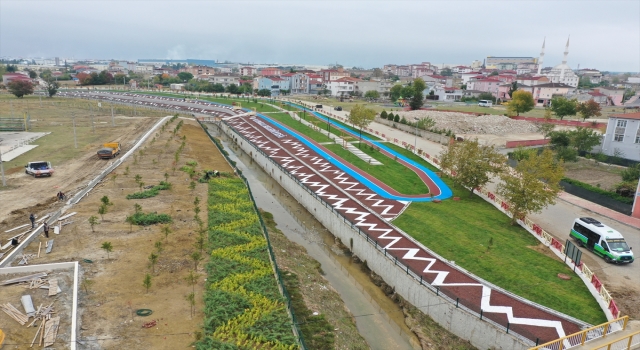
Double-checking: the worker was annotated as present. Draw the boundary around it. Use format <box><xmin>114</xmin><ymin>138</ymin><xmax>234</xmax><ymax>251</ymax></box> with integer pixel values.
<box><xmin>29</xmin><ymin>213</ymin><xmax>35</xmax><ymax>229</ymax></box>
<box><xmin>43</xmin><ymin>222</ymin><xmax>50</xmax><ymax>238</ymax></box>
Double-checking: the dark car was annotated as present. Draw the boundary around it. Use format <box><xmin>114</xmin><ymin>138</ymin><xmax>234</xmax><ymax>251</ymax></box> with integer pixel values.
<box><xmin>334</xmin><ymin>106</ymin><xmax>343</xmax><ymax>111</ymax></box>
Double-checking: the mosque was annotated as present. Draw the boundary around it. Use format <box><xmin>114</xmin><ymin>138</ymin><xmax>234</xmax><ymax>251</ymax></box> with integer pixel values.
<box><xmin>536</xmin><ymin>37</ymin><xmax>579</xmax><ymax>87</ymax></box>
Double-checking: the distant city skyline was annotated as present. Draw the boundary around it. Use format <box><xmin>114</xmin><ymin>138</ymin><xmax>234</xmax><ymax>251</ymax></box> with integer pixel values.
<box><xmin>1</xmin><ymin>1</ymin><xmax>639</xmax><ymax>72</ymax></box>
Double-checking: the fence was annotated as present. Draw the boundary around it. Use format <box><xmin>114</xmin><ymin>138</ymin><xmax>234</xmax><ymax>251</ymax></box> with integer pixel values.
<box><xmin>505</xmin><ymin>139</ymin><xmax>550</xmax><ymax>148</ymax></box>
<box><xmin>0</xmin><ymin>117</ymin><xmax>27</xmax><ymax>131</ymax></box>
<box><xmin>529</xmin><ymin>316</ymin><xmax>629</xmax><ymax>350</ymax></box>
<box><xmin>591</xmin><ymin>329</ymin><xmax>640</xmax><ymax>350</ymax></box>
<box><xmin>560</xmin><ymin>180</ymin><xmax>632</xmax><ymax>215</ymax></box>
<box><xmin>196</xmin><ymin>119</ymin><xmax>308</xmax><ymax>350</ymax></box>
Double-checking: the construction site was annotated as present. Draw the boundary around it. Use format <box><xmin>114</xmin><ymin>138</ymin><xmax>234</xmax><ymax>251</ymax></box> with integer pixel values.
<box><xmin>0</xmin><ymin>95</ymin><xmax>230</xmax><ymax>348</ymax></box>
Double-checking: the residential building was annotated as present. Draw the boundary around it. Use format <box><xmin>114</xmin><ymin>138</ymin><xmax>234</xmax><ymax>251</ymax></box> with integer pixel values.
<box><xmin>577</xmin><ymin>69</ymin><xmax>603</xmax><ymax>84</ymax></box>
<box><xmin>320</xmin><ymin>68</ymin><xmax>350</xmax><ymax>82</ymax></box>
<box><xmin>574</xmin><ymin>91</ymin><xmax>608</xmax><ymax>105</ymax></box>
<box><xmin>170</xmin><ymin>83</ymin><xmax>185</xmax><ymax>90</ymax></box>
<box><xmin>485</xmin><ymin>56</ymin><xmax>537</xmax><ymax>70</ymax></box>
<box><xmin>260</xmin><ymin>67</ymin><xmax>282</xmax><ymax>76</ymax></box>
<box><xmin>281</xmin><ymin>73</ymin><xmax>308</xmax><ymax>94</ymax></box>
<box><xmin>2</xmin><ymin>72</ymin><xmax>31</xmax><ymax>85</ymax></box>
<box><xmin>256</xmin><ymin>76</ymin><xmax>290</xmax><ymax>96</ymax></box>
<box><xmin>460</xmin><ymin>71</ymin><xmax>482</xmax><ymax>85</ymax></box>
<box><xmin>354</xmin><ymin>80</ymin><xmax>392</xmax><ymax>96</ymax></box>
<box><xmin>451</xmin><ymin>66</ymin><xmax>472</xmax><ymax>74</ymax></box>
<box><xmin>326</xmin><ymin>77</ymin><xmax>360</xmax><ymax>97</ymax></box>
<box><xmin>596</xmin><ymin>87</ymin><xmax>625</xmax><ymax>106</ymax></box>
<box><xmin>600</xmin><ymin>112</ymin><xmax>640</xmax><ymax>161</ymax></box>
<box><xmin>240</xmin><ymin>66</ymin><xmax>256</xmax><ymax>77</ymax></box>
<box><xmin>181</xmin><ymin>65</ymin><xmax>216</xmax><ymax>76</ymax></box>
<box><xmin>531</xmin><ymin>82</ymin><xmax>575</xmax><ymax>106</ymax></box>
<box><xmin>467</xmin><ymin>77</ymin><xmax>502</xmax><ymax>96</ymax></box>
<box><xmin>209</xmin><ymin>73</ymin><xmax>240</xmax><ymax>87</ymax></box>
<box><xmin>434</xmin><ymin>86</ymin><xmax>464</xmax><ymax>101</ymax></box>
<box><xmin>517</xmin><ymin>75</ymin><xmax>550</xmax><ymax>86</ymax></box>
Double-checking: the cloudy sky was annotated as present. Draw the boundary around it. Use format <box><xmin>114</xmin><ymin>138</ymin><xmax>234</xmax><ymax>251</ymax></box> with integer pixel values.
<box><xmin>1</xmin><ymin>0</ymin><xmax>639</xmax><ymax>72</ymax></box>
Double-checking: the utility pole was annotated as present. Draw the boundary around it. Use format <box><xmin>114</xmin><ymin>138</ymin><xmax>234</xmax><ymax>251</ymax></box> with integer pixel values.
<box><xmin>72</xmin><ymin>116</ymin><xmax>78</xmax><ymax>149</ymax></box>
<box><xmin>111</xmin><ymin>105</ymin><xmax>115</xmax><ymax>127</ymax></box>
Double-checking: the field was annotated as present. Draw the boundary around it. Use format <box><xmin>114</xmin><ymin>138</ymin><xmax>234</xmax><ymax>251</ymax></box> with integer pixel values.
<box><xmin>563</xmin><ymin>158</ymin><xmax>623</xmax><ymax>191</ymax></box>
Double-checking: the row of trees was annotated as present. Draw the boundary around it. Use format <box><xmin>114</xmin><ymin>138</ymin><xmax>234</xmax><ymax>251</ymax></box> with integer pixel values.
<box><xmin>503</xmin><ymin>91</ymin><xmax>602</xmax><ymax>121</ymax></box>
<box><xmin>440</xmin><ymin>139</ymin><xmax>564</xmax><ymax>225</ymax></box>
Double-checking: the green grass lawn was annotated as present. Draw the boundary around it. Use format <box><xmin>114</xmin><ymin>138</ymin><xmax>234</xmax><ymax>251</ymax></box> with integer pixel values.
<box><xmin>261</xmin><ymin>113</ymin><xmax>333</xmax><ymax>143</ymax></box>
<box><xmin>346</xmin><ymin>141</ymin><xmax>606</xmax><ymax>324</ymax></box>
<box><xmin>323</xmin><ymin>144</ymin><xmax>429</xmax><ymax>195</ymax></box>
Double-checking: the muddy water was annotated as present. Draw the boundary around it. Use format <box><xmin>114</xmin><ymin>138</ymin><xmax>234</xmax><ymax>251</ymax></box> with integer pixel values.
<box><xmin>206</xmin><ymin>124</ymin><xmax>421</xmax><ymax>350</ymax></box>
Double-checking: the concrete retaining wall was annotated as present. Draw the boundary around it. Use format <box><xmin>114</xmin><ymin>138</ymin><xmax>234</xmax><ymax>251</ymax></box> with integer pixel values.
<box><xmin>219</xmin><ymin>122</ymin><xmax>531</xmax><ymax>350</ymax></box>
<box><xmin>373</xmin><ymin>117</ymin><xmax>451</xmax><ymax>145</ymax></box>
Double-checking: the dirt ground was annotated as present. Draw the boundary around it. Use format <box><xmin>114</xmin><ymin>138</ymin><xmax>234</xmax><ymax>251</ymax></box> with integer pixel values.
<box><xmin>0</xmin><ymin>268</ymin><xmax>75</xmax><ymax>349</ymax></box>
<box><xmin>3</xmin><ymin>118</ymin><xmax>233</xmax><ymax>349</ymax></box>
<box><xmin>564</xmin><ymin>158</ymin><xmax>623</xmax><ymax>191</ymax></box>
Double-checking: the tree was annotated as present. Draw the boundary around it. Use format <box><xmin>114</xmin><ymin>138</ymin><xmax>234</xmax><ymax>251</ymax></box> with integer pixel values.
<box><xmin>507</xmin><ymin>90</ymin><xmax>535</xmax><ymax>116</ymax></box>
<box><xmin>364</xmin><ymin>90</ymin><xmax>380</xmax><ymax>101</ymax></box>
<box><xmin>550</xmin><ymin>96</ymin><xmax>577</xmax><ymax>120</ymax></box>
<box><xmin>401</xmin><ymin>85</ymin><xmax>415</xmax><ymax>100</ymax></box>
<box><xmin>226</xmin><ymin>84</ymin><xmax>239</xmax><ymax>94</ymax></box>
<box><xmin>177</xmin><ymin>72</ymin><xmax>194</xmax><ymax>82</ymax></box>
<box><xmin>477</xmin><ymin>92</ymin><xmax>496</xmax><ymax>103</ymax></box>
<box><xmin>570</xmin><ymin>127</ymin><xmax>602</xmax><ymax>153</ymax></box>
<box><xmin>101</xmin><ymin>241</ymin><xmax>113</xmax><ymax>259</ymax></box>
<box><xmin>372</xmin><ymin>68</ymin><xmax>383</xmax><ymax>78</ymax></box>
<box><xmin>507</xmin><ymin>82</ymin><xmax>518</xmax><ymax>98</ymax></box>
<box><xmin>548</xmin><ymin>130</ymin><xmax>572</xmax><ymax>148</ymax></box>
<box><xmin>389</xmin><ymin>84</ymin><xmax>403</xmax><ymax>101</ymax></box>
<box><xmin>409</xmin><ymin>78</ymin><xmax>426</xmax><ymax>110</ymax></box>
<box><xmin>143</xmin><ymin>273</ymin><xmax>152</xmax><ymax>293</ymax></box>
<box><xmin>98</xmin><ymin>204</ymin><xmax>107</xmax><ymax>220</ymax></box>
<box><xmin>576</xmin><ymin>99</ymin><xmax>602</xmax><ymax>121</ymax></box>
<box><xmin>162</xmin><ymin>225</ymin><xmax>172</xmax><ymax>243</ymax></box>
<box><xmin>497</xmin><ymin>149</ymin><xmax>564</xmax><ymax>225</ymax></box>
<box><xmin>348</xmin><ymin>104</ymin><xmax>376</xmax><ymax>147</ymax></box>
<box><xmin>535</xmin><ymin>121</ymin><xmax>555</xmax><ymax>139</ymax></box>
<box><xmin>7</xmin><ymin>80</ymin><xmax>34</xmax><ymax>98</ymax></box>
<box><xmin>440</xmin><ymin>68</ymin><xmax>453</xmax><ymax>76</ymax></box>
<box><xmin>28</xmin><ymin>70</ymin><xmax>37</xmax><ymax>79</ymax></box>
<box><xmin>380</xmin><ymin>110</ymin><xmax>388</xmax><ymax>119</ymax></box>
<box><xmin>149</xmin><ymin>252</ymin><xmax>159</xmax><ymax>273</ymax></box>
<box><xmin>257</xmin><ymin>88</ymin><xmax>271</xmax><ymax>97</ymax></box>
<box><xmin>88</xmin><ymin>215</ymin><xmax>99</xmax><ymax>232</ymax></box>
<box><xmin>439</xmin><ymin>139</ymin><xmax>506</xmax><ymax>196</ymax></box>
<box><xmin>43</xmin><ymin>79</ymin><xmax>59</xmax><ymax>98</ymax></box>
<box><xmin>190</xmin><ymin>251</ymin><xmax>203</xmax><ymax>271</ymax></box>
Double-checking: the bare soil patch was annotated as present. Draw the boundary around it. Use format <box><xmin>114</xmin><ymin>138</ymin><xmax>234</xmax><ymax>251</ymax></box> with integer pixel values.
<box><xmin>564</xmin><ymin>158</ymin><xmax>622</xmax><ymax>191</ymax></box>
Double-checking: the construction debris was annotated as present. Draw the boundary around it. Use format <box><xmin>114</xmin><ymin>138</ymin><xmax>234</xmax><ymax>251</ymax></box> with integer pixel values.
<box><xmin>4</xmin><ymin>223</ymin><xmax>30</xmax><ymax>233</ymax></box>
<box><xmin>45</xmin><ymin>239</ymin><xmax>54</xmax><ymax>254</ymax></box>
<box><xmin>22</xmin><ymin>278</ymin><xmax>48</xmax><ymax>289</ymax></box>
<box><xmin>1</xmin><ymin>272</ymin><xmax>48</xmax><ymax>286</ymax></box>
<box><xmin>21</xmin><ymin>295</ymin><xmax>36</xmax><ymax>317</ymax></box>
<box><xmin>43</xmin><ymin>316</ymin><xmax>60</xmax><ymax>347</ymax></box>
<box><xmin>57</xmin><ymin>212</ymin><xmax>77</xmax><ymax>221</ymax></box>
<box><xmin>17</xmin><ymin>254</ymin><xmax>37</xmax><ymax>265</ymax></box>
<box><xmin>1</xmin><ymin>302</ymin><xmax>29</xmax><ymax>325</ymax></box>
<box><xmin>142</xmin><ymin>320</ymin><xmax>157</xmax><ymax>328</ymax></box>
<box><xmin>48</xmin><ymin>279</ymin><xmax>59</xmax><ymax>296</ymax></box>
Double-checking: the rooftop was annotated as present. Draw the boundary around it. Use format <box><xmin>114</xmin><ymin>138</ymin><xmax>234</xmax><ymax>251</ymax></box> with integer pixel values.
<box><xmin>611</xmin><ymin>112</ymin><xmax>640</xmax><ymax>120</ymax></box>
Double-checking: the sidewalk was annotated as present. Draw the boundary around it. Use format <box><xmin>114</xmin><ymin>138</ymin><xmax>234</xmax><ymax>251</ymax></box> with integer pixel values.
<box><xmin>570</xmin><ymin>320</ymin><xmax>640</xmax><ymax>350</ymax></box>
<box><xmin>558</xmin><ymin>192</ymin><xmax>640</xmax><ymax>230</ymax></box>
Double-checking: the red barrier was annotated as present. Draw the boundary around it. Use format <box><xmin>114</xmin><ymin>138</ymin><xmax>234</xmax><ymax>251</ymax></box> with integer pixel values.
<box><xmin>533</xmin><ymin>224</ymin><xmax>543</xmax><ymax>236</ymax></box>
<box><xmin>592</xmin><ymin>274</ymin><xmax>602</xmax><ymax>292</ymax></box>
<box><xmin>609</xmin><ymin>300</ymin><xmax>620</xmax><ymax>318</ymax></box>
<box><xmin>551</xmin><ymin>238</ymin><xmax>563</xmax><ymax>251</ymax></box>
<box><xmin>488</xmin><ymin>192</ymin><xmax>496</xmax><ymax>200</ymax></box>
<box><xmin>505</xmin><ymin>139</ymin><xmax>550</xmax><ymax>148</ymax></box>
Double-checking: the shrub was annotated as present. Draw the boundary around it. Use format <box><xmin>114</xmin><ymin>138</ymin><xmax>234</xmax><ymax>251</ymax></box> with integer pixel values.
<box><xmin>555</xmin><ymin>147</ymin><xmax>578</xmax><ymax>162</ymax></box>
<box><xmin>620</xmin><ymin>164</ymin><xmax>640</xmax><ymax>182</ymax></box>
<box><xmin>393</xmin><ymin>114</ymin><xmax>400</xmax><ymax>122</ymax></box>
<box><xmin>126</xmin><ymin>212</ymin><xmax>173</xmax><ymax>226</ymax></box>
<box><xmin>126</xmin><ymin>181</ymin><xmax>172</xmax><ymax>199</ymax></box>
<box><xmin>380</xmin><ymin>110</ymin><xmax>388</xmax><ymax>119</ymax></box>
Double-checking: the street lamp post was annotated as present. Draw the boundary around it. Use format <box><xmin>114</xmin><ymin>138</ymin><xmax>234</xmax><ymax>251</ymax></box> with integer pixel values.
<box><xmin>414</xmin><ymin>117</ymin><xmax>420</xmax><ymax>154</ymax></box>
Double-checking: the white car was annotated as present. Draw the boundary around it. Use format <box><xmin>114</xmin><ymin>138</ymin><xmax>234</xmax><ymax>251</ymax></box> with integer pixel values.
<box><xmin>25</xmin><ymin>161</ymin><xmax>54</xmax><ymax>177</ymax></box>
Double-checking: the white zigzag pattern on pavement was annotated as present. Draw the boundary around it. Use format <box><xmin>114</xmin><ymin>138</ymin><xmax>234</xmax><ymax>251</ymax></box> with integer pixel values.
<box><xmin>229</xmin><ymin>117</ymin><xmax>571</xmax><ymax>340</ymax></box>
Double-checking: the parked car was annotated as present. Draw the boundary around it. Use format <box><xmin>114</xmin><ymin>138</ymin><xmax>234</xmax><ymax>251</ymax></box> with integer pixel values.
<box><xmin>334</xmin><ymin>106</ymin><xmax>343</xmax><ymax>111</ymax></box>
<box><xmin>25</xmin><ymin>161</ymin><xmax>54</xmax><ymax>177</ymax></box>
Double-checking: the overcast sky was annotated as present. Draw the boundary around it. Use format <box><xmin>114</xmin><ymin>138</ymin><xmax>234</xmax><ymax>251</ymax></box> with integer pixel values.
<box><xmin>1</xmin><ymin>0</ymin><xmax>639</xmax><ymax>72</ymax></box>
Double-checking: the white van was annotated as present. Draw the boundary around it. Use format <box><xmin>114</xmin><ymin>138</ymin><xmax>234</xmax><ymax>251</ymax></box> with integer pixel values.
<box><xmin>570</xmin><ymin>217</ymin><xmax>634</xmax><ymax>264</ymax></box>
<box><xmin>478</xmin><ymin>100</ymin><xmax>493</xmax><ymax>107</ymax></box>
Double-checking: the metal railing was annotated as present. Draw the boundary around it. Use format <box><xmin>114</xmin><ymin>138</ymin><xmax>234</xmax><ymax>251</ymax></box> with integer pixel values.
<box><xmin>529</xmin><ymin>316</ymin><xmax>629</xmax><ymax>350</ymax></box>
<box><xmin>591</xmin><ymin>329</ymin><xmax>640</xmax><ymax>350</ymax></box>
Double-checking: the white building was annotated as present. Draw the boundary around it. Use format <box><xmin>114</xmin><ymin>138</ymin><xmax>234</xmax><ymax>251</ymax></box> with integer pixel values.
<box><xmin>600</xmin><ymin>112</ymin><xmax>640</xmax><ymax>161</ymax></box>
<box><xmin>326</xmin><ymin>77</ymin><xmax>359</xmax><ymax>96</ymax></box>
